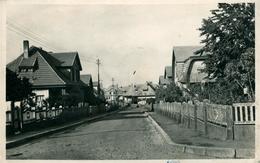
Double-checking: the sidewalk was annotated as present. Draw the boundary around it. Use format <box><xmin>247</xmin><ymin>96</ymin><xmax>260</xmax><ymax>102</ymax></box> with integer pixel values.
<box><xmin>148</xmin><ymin>111</ymin><xmax>255</xmax><ymax>158</ymax></box>
<box><xmin>6</xmin><ymin>109</ymin><xmax>120</xmax><ymax>149</ymax></box>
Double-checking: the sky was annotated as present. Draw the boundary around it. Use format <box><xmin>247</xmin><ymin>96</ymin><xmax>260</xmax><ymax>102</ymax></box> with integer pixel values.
<box><xmin>6</xmin><ymin>3</ymin><xmax>217</xmax><ymax>88</ymax></box>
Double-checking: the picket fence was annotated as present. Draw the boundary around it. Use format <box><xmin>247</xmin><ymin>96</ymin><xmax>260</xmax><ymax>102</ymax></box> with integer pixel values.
<box><xmin>154</xmin><ymin>101</ymin><xmax>255</xmax><ymax>140</ymax></box>
<box><xmin>6</xmin><ymin>105</ymin><xmax>96</xmax><ymax>126</ymax></box>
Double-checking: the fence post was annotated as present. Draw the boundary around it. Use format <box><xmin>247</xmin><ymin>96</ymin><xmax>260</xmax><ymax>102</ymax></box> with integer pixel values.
<box><xmin>171</xmin><ymin>103</ymin><xmax>174</xmax><ymax>119</ymax></box>
<box><xmin>178</xmin><ymin>103</ymin><xmax>182</xmax><ymax>124</ymax></box>
<box><xmin>226</xmin><ymin>105</ymin><xmax>234</xmax><ymax>140</ymax></box>
<box><xmin>194</xmin><ymin>102</ymin><xmax>198</xmax><ymax>130</ymax></box>
<box><xmin>187</xmin><ymin>104</ymin><xmax>191</xmax><ymax>128</ymax></box>
<box><xmin>181</xmin><ymin>103</ymin><xmax>184</xmax><ymax>124</ymax></box>
<box><xmin>203</xmin><ymin>100</ymin><xmax>208</xmax><ymax>136</ymax></box>
<box><xmin>168</xmin><ymin>103</ymin><xmax>170</xmax><ymax>117</ymax></box>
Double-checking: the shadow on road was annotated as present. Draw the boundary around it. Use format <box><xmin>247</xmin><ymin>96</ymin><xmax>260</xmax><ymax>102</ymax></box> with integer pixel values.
<box><xmin>118</xmin><ymin>111</ymin><xmax>145</xmax><ymax>115</ymax></box>
<box><xmin>101</xmin><ymin>107</ymin><xmax>148</xmax><ymax>121</ymax></box>
<box><xmin>46</xmin><ymin>107</ymin><xmax>151</xmax><ymax>139</ymax></box>
<box><xmin>48</xmin><ymin>128</ymin><xmax>154</xmax><ymax>139</ymax></box>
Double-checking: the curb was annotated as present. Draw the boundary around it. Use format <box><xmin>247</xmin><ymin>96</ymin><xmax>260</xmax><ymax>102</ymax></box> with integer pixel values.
<box><xmin>6</xmin><ymin>110</ymin><xmax>120</xmax><ymax>149</ymax></box>
<box><xmin>146</xmin><ymin>113</ymin><xmax>254</xmax><ymax>158</ymax></box>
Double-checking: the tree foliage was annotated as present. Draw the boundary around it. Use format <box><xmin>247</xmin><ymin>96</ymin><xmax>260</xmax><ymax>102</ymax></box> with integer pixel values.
<box><xmin>196</xmin><ymin>3</ymin><xmax>255</xmax><ymax>102</ymax></box>
<box><xmin>155</xmin><ymin>83</ymin><xmax>185</xmax><ymax>102</ymax></box>
<box><xmin>6</xmin><ymin>68</ymin><xmax>33</xmax><ymax>101</ymax></box>
<box><xmin>189</xmin><ymin>81</ymin><xmax>247</xmax><ymax>105</ymax></box>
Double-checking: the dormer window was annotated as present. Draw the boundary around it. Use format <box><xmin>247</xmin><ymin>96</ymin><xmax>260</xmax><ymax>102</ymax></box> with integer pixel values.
<box><xmin>19</xmin><ymin>56</ymin><xmax>37</xmax><ymax>72</ymax></box>
<box><xmin>19</xmin><ymin>67</ymin><xmax>34</xmax><ymax>72</ymax></box>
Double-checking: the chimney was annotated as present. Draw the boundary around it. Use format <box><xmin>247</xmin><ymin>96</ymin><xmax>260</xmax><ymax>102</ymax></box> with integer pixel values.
<box><xmin>23</xmin><ymin>40</ymin><xmax>29</xmax><ymax>58</ymax></box>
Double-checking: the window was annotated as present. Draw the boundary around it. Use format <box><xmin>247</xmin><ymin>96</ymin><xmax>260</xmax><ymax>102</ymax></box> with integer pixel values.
<box><xmin>73</xmin><ymin>69</ymin><xmax>80</xmax><ymax>81</ymax></box>
<box><xmin>20</xmin><ymin>67</ymin><xmax>34</xmax><ymax>72</ymax></box>
<box><xmin>71</xmin><ymin>68</ymin><xmax>74</xmax><ymax>81</ymax></box>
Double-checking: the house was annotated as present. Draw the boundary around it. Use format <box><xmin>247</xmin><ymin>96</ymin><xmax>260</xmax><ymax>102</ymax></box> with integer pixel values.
<box><xmin>164</xmin><ymin>66</ymin><xmax>172</xmax><ymax>81</ymax></box>
<box><xmin>6</xmin><ymin>40</ymin><xmax>85</xmax><ymax>106</ymax></box>
<box><xmin>118</xmin><ymin>82</ymin><xmax>156</xmax><ymax>104</ymax></box>
<box><xmin>171</xmin><ymin>46</ymin><xmax>208</xmax><ymax>87</ymax></box>
<box><xmin>159</xmin><ymin>75</ymin><xmax>170</xmax><ymax>87</ymax></box>
<box><xmin>104</xmin><ymin>84</ymin><xmax>119</xmax><ymax>103</ymax></box>
<box><xmin>80</xmin><ymin>74</ymin><xmax>93</xmax><ymax>90</ymax></box>
<box><xmin>172</xmin><ymin>46</ymin><xmax>203</xmax><ymax>83</ymax></box>
<box><xmin>158</xmin><ymin>66</ymin><xmax>172</xmax><ymax>87</ymax></box>
<box><xmin>80</xmin><ymin>74</ymin><xmax>97</xmax><ymax>104</ymax></box>
<box><xmin>179</xmin><ymin>55</ymin><xmax>208</xmax><ymax>87</ymax></box>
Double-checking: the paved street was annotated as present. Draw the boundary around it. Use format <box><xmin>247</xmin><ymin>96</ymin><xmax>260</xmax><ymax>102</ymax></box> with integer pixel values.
<box><xmin>7</xmin><ymin>106</ymin><xmax>212</xmax><ymax>159</ymax></box>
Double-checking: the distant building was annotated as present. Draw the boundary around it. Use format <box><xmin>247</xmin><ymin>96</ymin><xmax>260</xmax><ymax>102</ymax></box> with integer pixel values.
<box><xmin>164</xmin><ymin>66</ymin><xmax>172</xmax><ymax>81</ymax></box>
<box><xmin>80</xmin><ymin>74</ymin><xmax>93</xmax><ymax>89</ymax></box>
<box><xmin>104</xmin><ymin>84</ymin><xmax>119</xmax><ymax>103</ymax></box>
<box><xmin>158</xmin><ymin>66</ymin><xmax>172</xmax><ymax>87</ymax></box>
<box><xmin>80</xmin><ymin>74</ymin><xmax>97</xmax><ymax>104</ymax></box>
<box><xmin>159</xmin><ymin>75</ymin><xmax>170</xmax><ymax>87</ymax></box>
<box><xmin>118</xmin><ymin>82</ymin><xmax>156</xmax><ymax>104</ymax></box>
<box><xmin>6</xmin><ymin>40</ymin><xmax>86</xmax><ymax>106</ymax></box>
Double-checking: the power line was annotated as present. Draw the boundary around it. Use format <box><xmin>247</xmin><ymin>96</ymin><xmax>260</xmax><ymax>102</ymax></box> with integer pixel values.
<box><xmin>7</xmin><ymin>21</ymin><xmax>52</xmax><ymax>46</ymax></box>
<box><xmin>7</xmin><ymin>18</ymin><xmax>63</xmax><ymax>51</ymax></box>
<box><xmin>100</xmin><ymin>66</ymin><xmax>113</xmax><ymax>81</ymax></box>
<box><xmin>7</xmin><ymin>19</ymin><xmax>63</xmax><ymax>52</ymax></box>
<box><xmin>7</xmin><ymin>25</ymin><xmax>58</xmax><ymax>51</ymax></box>
<box><xmin>7</xmin><ymin>26</ymin><xmax>58</xmax><ymax>52</ymax></box>
<box><xmin>7</xmin><ymin>25</ymin><xmax>57</xmax><ymax>51</ymax></box>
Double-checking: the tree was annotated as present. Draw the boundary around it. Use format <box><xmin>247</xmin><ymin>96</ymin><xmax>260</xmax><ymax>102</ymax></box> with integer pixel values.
<box><xmin>196</xmin><ymin>3</ymin><xmax>255</xmax><ymax>102</ymax></box>
<box><xmin>6</xmin><ymin>68</ymin><xmax>33</xmax><ymax>132</ymax></box>
<box><xmin>63</xmin><ymin>85</ymin><xmax>84</xmax><ymax>107</ymax></box>
<box><xmin>6</xmin><ymin>69</ymin><xmax>33</xmax><ymax>102</ymax></box>
<box><xmin>155</xmin><ymin>83</ymin><xmax>185</xmax><ymax>103</ymax></box>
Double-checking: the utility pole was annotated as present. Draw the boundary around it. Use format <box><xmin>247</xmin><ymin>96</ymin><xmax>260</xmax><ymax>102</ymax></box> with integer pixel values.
<box><xmin>112</xmin><ymin>78</ymin><xmax>114</xmax><ymax>89</ymax></box>
<box><xmin>96</xmin><ymin>59</ymin><xmax>101</xmax><ymax>96</ymax></box>
<box><xmin>112</xmin><ymin>78</ymin><xmax>115</xmax><ymax>102</ymax></box>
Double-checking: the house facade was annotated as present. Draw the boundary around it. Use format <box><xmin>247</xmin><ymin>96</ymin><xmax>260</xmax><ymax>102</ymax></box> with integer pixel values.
<box><xmin>104</xmin><ymin>84</ymin><xmax>119</xmax><ymax>104</ymax></box>
<box><xmin>7</xmin><ymin>40</ymin><xmax>85</xmax><ymax>106</ymax></box>
<box><xmin>118</xmin><ymin>83</ymin><xmax>156</xmax><ymax>104</ymax></box>
<box><xmin>171</xmin><ymin>46</ymin><xmax>208</xmax><ymax>87</ymax></box>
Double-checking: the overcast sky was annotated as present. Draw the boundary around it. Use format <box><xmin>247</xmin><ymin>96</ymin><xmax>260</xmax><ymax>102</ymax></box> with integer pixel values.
<box><xmin>6</xmin><ymin>3</ymin><xmax>217</xmax><ymax>87</ymax></box>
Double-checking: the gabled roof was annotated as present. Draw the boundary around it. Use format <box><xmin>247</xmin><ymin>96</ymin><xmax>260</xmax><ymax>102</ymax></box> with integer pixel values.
<box><xmin>179</xmin><ymin>56</ymin><xmax>208</xmax><ymax>84</ymax></box>
<box><xmin>49</xmin><ymin>52</ymin><xmax>82</xmax><ymax>70</ymax></box>
<box><xmin>164</xmin><ymin>66</ymin><xmax>172</xmax><ymax>78</ymax></box>
<box><xmin>80</xmin><ymin>74</ymin><xmax>93</xmax><ymax>86</ymax></box>
<box><xmin>118</xmin><ymin>83</ymin><xmax>155</xmax><ymax>97</ymax></box>
<box><xmin>173</xmin><ymin>46</ymin><xmax>203</xmax><ymax>62</ymax></box>
<box><xmin>6</xmin><ymin>46</ymin><xmax>80</xmax><ymax>88</ymax></box>
<box><xmin>7</xmin><ymin>46</ymin><xmax>38</xmax><ymax>72</ymax></box>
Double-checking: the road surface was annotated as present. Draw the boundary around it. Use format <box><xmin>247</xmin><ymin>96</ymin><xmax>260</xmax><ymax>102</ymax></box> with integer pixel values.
<box><xmin>7</xmin><ymin>106</ymin><xmax>212</xmax><ymax>159</ymax></box>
